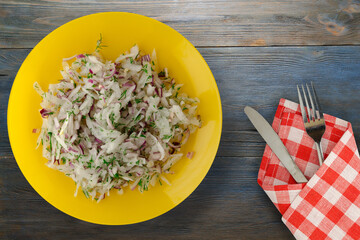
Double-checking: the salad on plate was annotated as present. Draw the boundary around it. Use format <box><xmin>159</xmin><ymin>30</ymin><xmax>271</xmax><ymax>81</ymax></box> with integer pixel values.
<box><xmin>33</xmin><ymin>36</ymin><xmax>201</xmax><ymax>202</ymax></box>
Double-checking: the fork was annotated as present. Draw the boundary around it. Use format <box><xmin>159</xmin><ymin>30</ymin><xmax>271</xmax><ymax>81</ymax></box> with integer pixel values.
<box><xmin>297</xmin><ymin>82</ymin><xmax>326</xmax><ymax>165</ymax></box>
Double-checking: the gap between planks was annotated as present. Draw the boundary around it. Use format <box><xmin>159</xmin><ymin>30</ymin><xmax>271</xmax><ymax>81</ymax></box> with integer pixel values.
<box><xmin>2</xmin><ymin>45</ymin><xmax>360</xmax><ymax>51</ymax></box>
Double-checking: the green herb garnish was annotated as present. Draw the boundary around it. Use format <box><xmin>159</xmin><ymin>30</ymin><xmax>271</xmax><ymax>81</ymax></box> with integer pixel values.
<box><xmin>95</xmin><ymin>33</ymin><xmax>107</xmax><ymax>52</ymax></box>
<box><xmin>109</xmin><ymin>112</ymin><xmax>115</xmax><ymax>125</ymax></box>
<box><xmin>118</xmin><ymin>90</ymin><xmax>127</xmax><ymax>100</ymax></box>
<box><xmin>133</xmin><ymin>114</ymin><xmax>141</xmax><ymax>122</ymax></box>
<box><xmin>141</xmin><ymin>64</ymin><xmax>148</xmax><ymax>73</ymax></box>
<box><xmin>48</xmin><ymin>132</ymin><xmax>53</xmax><ymax>150</ymax></box>
<box><xmin>82</xmin><ymin>190</ymin><xmax>90</xmax><ymax>198</ymax></box>
<box><xmin>158</xmin><ymin>71</ymin><xmax>165</xmax><ymax>77</ymax></box>
<box><xmin>163</xmin><ymin>134</ymin><xmax>172</xmax><ymax>140</ymax></box>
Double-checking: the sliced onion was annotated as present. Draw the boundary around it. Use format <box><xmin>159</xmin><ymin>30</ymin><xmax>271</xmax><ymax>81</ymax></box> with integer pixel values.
<box><xmin>103</xmin><ymin>68</ymin><xmax>116</xmax><ymax>79</ymax></box>
<box><xmin>130</xmin><ymin>178</ymin><xmax>141</xmax><ymax>191</ymax></box>
<box><xmin>186</xmin><ymin>151</ymin><xmax>194</xmax><ymax>159</ymax></box>
<box><xmin>182</xmin><ymin>129</ymin><xmax>190</xmax><ymax>145</ymax></box>
<box><xmin>79</xmin><ymin>144</ymin><xmax>85</xmax><ymax>154</ymax></box>
<box><xmin>169</xmin><ymin>148</ymin><xmax>175</xmax><ymax>154</ymax></box>
<box><xmin>63</xmin><ymin>54</ymin><xmax>77</xmax><ymax>61</ymax></box>
<box><xmin>154</xmin><ymin>88</ymin><xmax>159</xmax><ymax>96</ymax></box>
<box><xmin>139</xmin><ymin>141</ymin><xmax>147</xmax><ymax>151</ymax></box>
<box><xmin>151</xmin><ymin>75</ymin><xmax>155</xmax><ymax>86</ymax></box>
<box><xmin>40</xmin><ymin>108</ymin><xmax>52</xmax><ymax>118</ymax></box>
<box><xmin>122</xmin><ymin>81</ymin><xmax>135</xmax><ymax>87</ymax></box>
<box><xmin>167</xmin><ymin>142</ymin><xmax>181</xmax><ymax>149</ymax></box>
<box><xmin>141</xmin><ymin>54</ymin><xmax>151</xmax><ymax>63</ymax></box>
<box><xmin>68</xmin><ymin>147</ymin><xmax>78</xmax><ymax>153</ymax></box>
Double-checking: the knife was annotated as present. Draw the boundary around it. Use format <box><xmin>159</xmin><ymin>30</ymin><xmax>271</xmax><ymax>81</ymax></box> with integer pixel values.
<box><xmin>244</xmin><ymin>106</ymin><xmax>308</xmax><ymax>183</ymax></box>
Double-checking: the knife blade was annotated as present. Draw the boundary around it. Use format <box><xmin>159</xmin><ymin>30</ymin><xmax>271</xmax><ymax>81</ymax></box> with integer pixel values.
<box><xmin>244</xmin><ymin>106</ymin><xmax>308</xmax><ymax>183</ymax></box>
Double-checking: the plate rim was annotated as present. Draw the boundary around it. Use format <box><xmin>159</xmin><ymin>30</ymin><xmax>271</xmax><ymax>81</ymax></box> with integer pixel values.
<box><xmin>7</xmin><ymin>11</ymin><xmax>223</xmax><ymax>225</ymax></box>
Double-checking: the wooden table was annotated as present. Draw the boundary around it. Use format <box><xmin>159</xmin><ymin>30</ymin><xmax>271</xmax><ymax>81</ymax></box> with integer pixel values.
<box><xmin>1</xmin><ymin>1</ymin><xmax>360</xmax><ymax>239</ymax></box>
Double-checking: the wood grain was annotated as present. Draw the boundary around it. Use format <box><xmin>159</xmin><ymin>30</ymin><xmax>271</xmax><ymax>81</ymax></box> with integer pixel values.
<box><xmin>1</xmin><ymin>46</ymin><xmax>360</xmax><ymax>239</ymax></box>
<box><xmin>0</xmin><ymin>155</ymin><xmax>291</xmax><ymax>240</ymax></box>
<box><xmin>1</xmin><ymin>0</ymin><xmax>360</xmax><ymax>48</ymax></box>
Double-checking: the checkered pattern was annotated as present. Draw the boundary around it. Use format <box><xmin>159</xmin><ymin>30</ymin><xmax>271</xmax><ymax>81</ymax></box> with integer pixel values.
<box><xmin>258</xmin><ymin>99</ymin><xmax>360</xmax><ymax>240</ymax></box>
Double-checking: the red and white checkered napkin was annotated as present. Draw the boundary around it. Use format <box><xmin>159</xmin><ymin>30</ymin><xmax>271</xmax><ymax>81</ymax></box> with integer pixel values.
<box><xmin>257</xmin><ymin>99</ymin><xmax>360</xmax><ymax>240</ymax></box>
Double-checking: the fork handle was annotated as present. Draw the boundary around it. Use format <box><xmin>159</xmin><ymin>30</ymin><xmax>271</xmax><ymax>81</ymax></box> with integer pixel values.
<box><xmin>315</xmin><ymin>142</ymin><xmax>324</xmax><ymax>166</ymax></box>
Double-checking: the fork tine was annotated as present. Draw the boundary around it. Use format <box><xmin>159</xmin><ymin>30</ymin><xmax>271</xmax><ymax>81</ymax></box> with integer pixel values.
<box><xmin>297</xmin><ymin>82</ymin><xmax>325</xmax><ymax>166</ymax></box>
<box><xmin>306</xmin><ymin>83</ymin><xmax>316</xmax><ymax>120</ymax></box>
<box><xmin>311</xmin><ymin>82</ymin><xmax>323</xmax><ymax>119</ymax></box>
<box><xmin>297</xmin><ymin>85</ymin><xmax>309</xmax><ymax>123</ymax></box>
<box><xmin>301</xmin><ymin>85</ymin><xmax>312</xmax><ymax>121</ymax></box>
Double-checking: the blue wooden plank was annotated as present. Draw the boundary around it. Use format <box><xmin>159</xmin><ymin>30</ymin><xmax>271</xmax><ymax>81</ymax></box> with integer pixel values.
<box><xmin>1</xmin><ymin>46</ymin><xmax>360</xmax><ymax>239</ymax></box>
<box><xmin>0</xmin><ymin>154</ymin><xmax>293</xmax><ymax>239</ymax></box>
<box><xmin>1</xmin><ymin>0</ymin><xmax>360</xmax><ymax>48</ymax></box>
<box><xmin>199</xmin><ymin>46</ymin><xmax>360</xmax><ymax>134</ymax></box>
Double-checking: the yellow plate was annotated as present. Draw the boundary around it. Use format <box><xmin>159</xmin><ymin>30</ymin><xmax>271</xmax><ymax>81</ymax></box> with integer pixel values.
<box><xmin>7</xmin><ymin>12</ymin><xmax>222</xmax><ymax>225</ymax></box>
